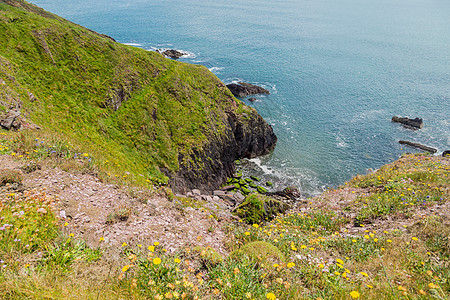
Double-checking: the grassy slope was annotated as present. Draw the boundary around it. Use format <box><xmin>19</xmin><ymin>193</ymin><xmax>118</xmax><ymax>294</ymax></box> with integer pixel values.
<box><xmin>0</xmin><ymin>0</ymin><xmax>252</xmax><ymax>185</ymax></box>
<box><xmin>1</xmin><ymin>123</ymin><xmax>449</xmax><ymax>299</ymax></box>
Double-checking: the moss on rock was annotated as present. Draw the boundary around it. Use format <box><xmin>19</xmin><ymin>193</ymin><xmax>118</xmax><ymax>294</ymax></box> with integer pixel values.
<box><xmin>233</xmin><ymin>193</ymin><xmax>290</xmax><ymax>224</ymax></box>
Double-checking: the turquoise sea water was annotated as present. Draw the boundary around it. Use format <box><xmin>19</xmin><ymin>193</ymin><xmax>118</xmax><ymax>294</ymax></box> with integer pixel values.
<box><xmin>30</xmin><ymin>0</ymin><xmax>450</xmax><ymax>196</ymax></box>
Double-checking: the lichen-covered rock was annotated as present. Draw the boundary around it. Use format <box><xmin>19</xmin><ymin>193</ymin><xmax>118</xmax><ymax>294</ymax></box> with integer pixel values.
<box><xmin>231</xmin><ymin>241</ymin><xmax>284</xmax><ymax>269</ymax></box>
<box><xmin>233</xmin><ymin>193</ymin><xmax>290</xmax><ymax>224</ymax></box>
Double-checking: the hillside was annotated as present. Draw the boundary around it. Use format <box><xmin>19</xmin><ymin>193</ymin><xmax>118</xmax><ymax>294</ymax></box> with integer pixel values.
<box><xmin>0</xmin><ymin>0</ymin><xmax>276</xmax><ymax>192</ymax></box>
<box><xmin>0</xmin><ymin>130</ymin><xmax>448</xmax><ymax>299</ymax></box>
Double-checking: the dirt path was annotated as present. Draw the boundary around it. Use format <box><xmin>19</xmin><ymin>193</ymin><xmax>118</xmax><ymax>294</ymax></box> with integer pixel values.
<box><xmin>1</xmin><ymin>155</ymin><xmax>230</xmax><ymax>254</ymax></box>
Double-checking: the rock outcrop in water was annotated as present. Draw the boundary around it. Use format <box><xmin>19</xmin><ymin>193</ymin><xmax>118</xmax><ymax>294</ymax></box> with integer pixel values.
<box><xmin>392</xmin><ymin>116</ymin><xmax>424</xmax><ymax>129</ymax></box>
<box><xmin>162</xmin><ymin>49</ymin><xmax>186</xmax><ymax>59</ymax></box>
<box><xmin>399</xmin><ymin>140</ymin><xmax>437</xmax><ymax>153</ymax></box>
<box><xmin>226</xmin><ymin>82</ymin><xmax>270</xmax><ymax>97</ymax></box>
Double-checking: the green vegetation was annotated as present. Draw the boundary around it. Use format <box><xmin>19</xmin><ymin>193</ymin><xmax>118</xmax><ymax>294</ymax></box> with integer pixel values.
<box><xmin>346</xmin><ymin>154</ymin><xmax>448</xmax><ymax>225</ymax></box>
<box><xmin>0</xmin><ymin>0</ymin><xmax>257</xmax><ymax>187</ymax></box>
<box><xmin>234</xmin><ymin>193</ymin><xmax>290</xmax><ymax>224</ymax></box>
<box><xmin>231</xmin><ymin>241</ymin><xmax>285</xmax><ymax>269</ymax></box>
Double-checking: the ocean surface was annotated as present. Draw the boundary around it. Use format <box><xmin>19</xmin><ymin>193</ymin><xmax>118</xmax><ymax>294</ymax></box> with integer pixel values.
<box><xmin>30</xmin><ymin>0</ymin><xmax>450</xmax><ymax>196</ymax></box>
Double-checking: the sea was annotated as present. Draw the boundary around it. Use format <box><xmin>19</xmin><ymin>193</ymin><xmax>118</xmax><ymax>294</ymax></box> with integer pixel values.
<box><xmin>29</xmin><ymin>0</ymin><xmax>450</xmax><ymax>197</ymax></box>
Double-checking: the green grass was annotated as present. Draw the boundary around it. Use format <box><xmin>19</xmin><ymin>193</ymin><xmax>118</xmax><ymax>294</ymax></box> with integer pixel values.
<box><xmin>0</xmin><ymin>0</ymin><xmax>257</xmax><ymax>188</ymax></box>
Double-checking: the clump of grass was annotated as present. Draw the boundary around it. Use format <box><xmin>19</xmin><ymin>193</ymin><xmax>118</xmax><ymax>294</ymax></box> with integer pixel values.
<box><xmin>105</xmin><ymin>205</ymin><xmax>132</xmax><ymax>224</ymax></box>
<box><xmin>0</xmin><ymin>169</ymin><xmax>22</xmax><ymax>186</ymax></box>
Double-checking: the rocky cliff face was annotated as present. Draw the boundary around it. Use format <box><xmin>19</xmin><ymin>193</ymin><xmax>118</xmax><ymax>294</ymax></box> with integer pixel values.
<box><xmin>0</xmin><ymin>0</ymin><xmax>277</xmax><ymax>193</ymax></box>
<box><xmin>172</xmin><ymin>109</ymin><xmax>276</xmax><ymax>193</ymax></box>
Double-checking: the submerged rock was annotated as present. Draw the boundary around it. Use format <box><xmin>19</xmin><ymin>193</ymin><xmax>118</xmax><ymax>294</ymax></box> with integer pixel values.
<box><xmin>226</xmin><ymin>82</ymin><xmax>270</xmax><ymax>97</ymax></box>
<box><xmin>392</xmin><ymin>116</ymin><xmax>423</xmax><ymax>129</ymax></box>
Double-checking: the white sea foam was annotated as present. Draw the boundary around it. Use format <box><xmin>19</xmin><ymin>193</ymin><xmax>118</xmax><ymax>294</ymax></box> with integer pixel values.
<box><xmin>249</xmin><ymin>157</ymin><xmax>273</xmax><ymax>175</ymax></box>
<box><xmin>122</xmin><ymin>43</ymin><xmax>143</xmax><ymax>47</ymax></box>
<box><xmin>156</xmin><ymin>44</ymin><xmax>173</xmax><ymax>47</ymax></box>
<box><xmin>208</xmin><ymin>67</ymin><xmax>224</xmax><ymax>72</ymax></box>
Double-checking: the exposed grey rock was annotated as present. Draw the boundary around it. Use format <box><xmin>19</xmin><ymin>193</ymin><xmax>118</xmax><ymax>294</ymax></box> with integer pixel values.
<box><xmin>0</xmin><ymin>109</ymin><xmax>21</xmax><ymax>130</ymax></box>
<box><xmin>233</xmin><ymin>192</ymin><xmax>245</xmax><ymax>202</ymax></box>
<box><xmin>213</xmin><ymin>190</ymin><xmax>226</xmax><ymax>196</ymax></box>
<box><xmin>28</xmin><ymin>92</ymin><xmax>37</xmax><ymax>102</ymax></box>
<box><xmin>192</xmin><ymin>189</ymin><xmax>201</xmax><ymax>196</ymax></box>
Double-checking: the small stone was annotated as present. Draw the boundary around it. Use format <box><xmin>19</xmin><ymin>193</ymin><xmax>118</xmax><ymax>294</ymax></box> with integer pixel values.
<box><xmin>213</xmin><ymin>190</ymin><xmax>226</xmax><ymax>196</ymax></box>
<box><xmin>192</xmin><ymin>189</ymin><xmax>201</xmax><ymax>196</ymax></box>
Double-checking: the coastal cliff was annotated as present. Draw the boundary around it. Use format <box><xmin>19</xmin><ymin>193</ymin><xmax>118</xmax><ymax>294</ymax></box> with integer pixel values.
<box><xmin>0</xmin><ymin>0</ymin><xmax>276</xmax><ymax>192</ymax></box>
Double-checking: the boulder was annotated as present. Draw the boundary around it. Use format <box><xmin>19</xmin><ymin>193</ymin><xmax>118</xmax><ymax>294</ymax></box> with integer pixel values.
<box><xmin>226</xmin><ymin>82</ymin><xmax>270</xmax><ymax>97</ymax></box>
<box><xmin>248</xmin><ymin>97</ymin><xmax>256</xmax><ymax>102</ymax></box>
<box><xmin>265</xmin><ymin>186</ymin><xmax>301</xmax><ymax>201</ymax></box>
<box><xmin>162</xmin><ymin>49</ymin><xmax>186</xmax><ymax>59</ymax></box>
<box><xmin>392</xmin><ymin>116</ymin><xmax>423</xmax><ymax>129</ymax></box>
<box><xmin>0</xmin><ymin>109</ymin><xmax>21</xmax><ymax>130</ymax></box>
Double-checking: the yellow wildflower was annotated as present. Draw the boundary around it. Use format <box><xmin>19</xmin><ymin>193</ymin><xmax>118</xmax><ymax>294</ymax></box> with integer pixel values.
<box><xmin>153</xmin><ymin>257</ymin><xmax>162</xmax><ymax>265</ymax></box>
<box><xmin>428</xmin><ymin>283</ymin><xmax>438</xmax><ymax>289</ymax></box>
<box><xmin>122</xmin><ymin>264</ymin><xmax>131</xmax><ymax>272</ymax></box>
<box><xmin>350</xmin><ymin>291</ymin><xmax>360</xmax><ymax>298</ymax></box>
<box><xmin>266</xmin><ymin>292</ymin><xmax>276</xmax><ymax>300</ymax></box>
